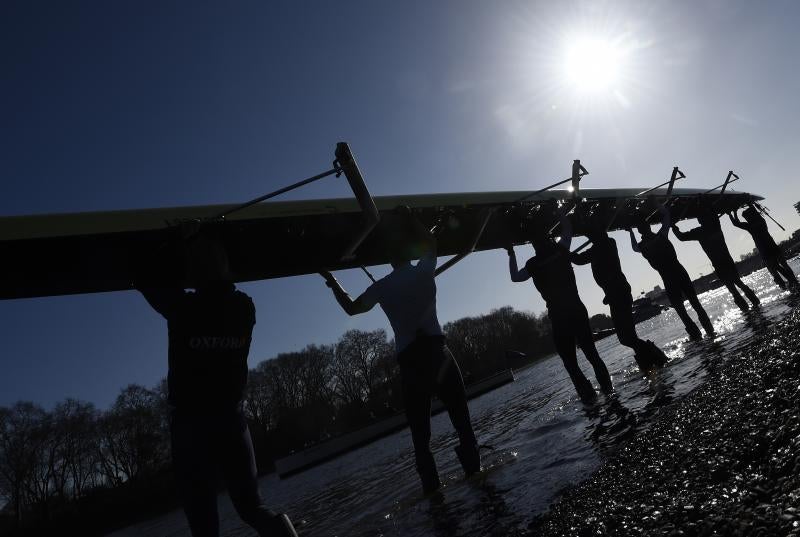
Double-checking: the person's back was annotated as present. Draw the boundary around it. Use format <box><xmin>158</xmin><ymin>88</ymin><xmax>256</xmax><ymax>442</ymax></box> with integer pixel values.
<box><xmin>743</xmin><ymin>208</ymin><xmax>780</xmax><ymax>253</ymax></box>
<box><xmin>139</xmin><ymin>230</ymin><xmax>298</xmax><ymax>537</ymax></box>
<box><xmin>321</xmin><ymin>208</ymin><xmax>480</xmax><ymax>494</ymax></box>
<box><xmin>163</xmin><ymin>284</ymin><xmax>254</xmax><ymax>412</ymax></box>
<box><xmin>584</xmin><ymin>235</ymin><xmax>631</xmax><ymax>297</ymax></box>
<box><xmin>673</xmin><ymin>212</ymin><xmax>760</xmax><ymax>312</ymax></box>
<box><xmin>733</xmin><ymin>206</ymin><xmax>799</xmax><ymax>289</ymax></box>
<box><xmin>508</xmin><ymin>211</ymin><xmax>613</xmax><ymax>400</ymax></box>
<box><xmin>524</xmin><ymin>242</ymin><xmax>581</xmax><ymax>312</ymax></box>
<box><xmin>574</xmin><ymin>232</ymin><xmax>666</xmax><ymax>369</ymax></box>
<box><xmin>365</xmin><ymin>256</ymin><xmax>441</xmax><ymax>352</ymax></box>
<box><xmin>631</xmin><ymin>209</ymin><xmax>715</xmax><ymax>339</ymax></box>
<box><xmin>639</xmin><ymin>232</ymin><xmax>681</xmax><ymax>275</ymax></box>
<box><xmin>694</xmin><ymin>226</ymin><xmax>736</xmax><ymax>268</ymax></box>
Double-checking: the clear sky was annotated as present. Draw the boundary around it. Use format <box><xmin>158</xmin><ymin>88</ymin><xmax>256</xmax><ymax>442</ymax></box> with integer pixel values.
<box><xmin>2</xmin><ymin>1</ymin><xmax>799</xmax><ymax>409</ymax></box>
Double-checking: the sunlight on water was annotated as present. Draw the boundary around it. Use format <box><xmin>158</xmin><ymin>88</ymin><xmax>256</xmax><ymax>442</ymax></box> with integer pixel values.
<box><xmin>108</xmin><ymin>260</ymin><xmax>800</xmax><ymax>537</ymax></box>
<box><xmin>713</xmin><ymin>304</ymin><xmax>743</xmax><ymax>335</ymax></box>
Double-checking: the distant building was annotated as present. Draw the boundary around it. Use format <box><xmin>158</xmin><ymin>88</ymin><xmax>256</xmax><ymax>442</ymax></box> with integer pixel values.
<box><xmin>645</xmin><ymin>285</ymin><xmax>668</xmax><ymax>305</ymax></box>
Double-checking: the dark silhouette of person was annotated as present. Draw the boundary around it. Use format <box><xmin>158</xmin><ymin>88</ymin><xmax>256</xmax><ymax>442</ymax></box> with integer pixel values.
<box><xmin>672</xmin><ymin>206</ymin><xmax>760</xmax><ymax>311</ymax></box>
<box><xmin>507</xmin><ymin>207</ymin><xmax>613</xmax><ymax>402</ymax></box>
<box><xmin>628</xmin><ymin>202</ymin><xmax>715</xmax><ymax>340</ymax></box>
<box><xmin>571</xmin><ymin>219</ymin><xmax>668</xmax><ymax>371</ymax></box>
<box><xmin>137</xmin><ymin>227</ymin><xmax>298</xmax><ymax>537</ymax></box>
<box><xmin>729</xmin><ymin>205</ymin><xmax>799</xmax><ymax>289</ymax></box>
<box><xmin>320</xmin><ymin>207</ymin><xmax>480</xmax><ymax>494</ymax></box>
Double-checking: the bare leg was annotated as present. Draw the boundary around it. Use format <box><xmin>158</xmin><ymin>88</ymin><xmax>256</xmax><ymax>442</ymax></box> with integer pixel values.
<box><xmin>776</xmin><ymin>257</ymin><xmax>799</xmax><ymax>287</ymax></box>
<box><xmin>573</xmin><ymin>305</ymin><xmax>613</xmax><ymax>393</ymax></box>
<box><xmin>663</xmin><ymin>279</ymin><xmax>702</xmax><ymax>340</ymax></box>
<box><xmin>171</xmin><ymin>413</ymin><xmax>220</xmax><ymax>537</ymax></box>
<box><xmin>676</xmin><ymin>267</ymin><xmax>715</xmax><ymax>335</ymax></box>
<box><xmin>434</xmin><ymin>345</ymin><xmax>477</xmax><ymax>449</ymax></box>
<box><xmin>398</xmin><ymin>346</ymin><xmax>438</xmax><ymax>492</ymax></box>
<box><xmin>608</xmin><ymin>297</ymin><xmax>667</xmax><ymax>369</ymax></box>
<box><xmin>221</xmin><ymin>414</ymin><xmax>287</xmax><ymax>536</ymax></box>
<box><xmin>550</xmin><ymin>314</ymin><xmax>596</xmax><ymax>401</ymax></box>
<box><xmin>733</xmin><ymin>277</ymin><xmax>760</xmax><ymax>306</ymax></box>
<box><xmin>765</xmin><ymin>257</ymin><xmax>788</xmax><ymax>289</ymax></box>
<box><xmin>722</xmin><ymin>278</ymin><xmax>749</xmax><ymax>312</ymax></box>
<box><xmin>434</xmin><ymin>345</ymin><xmax>480</xmax><ymax>474</ymax></box>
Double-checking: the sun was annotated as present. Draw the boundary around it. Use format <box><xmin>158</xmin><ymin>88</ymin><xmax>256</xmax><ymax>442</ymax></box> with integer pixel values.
<box><xmin>563</xmin><ymin>37</ymin><xmax>624</xmax><ymax>93</ymax></box>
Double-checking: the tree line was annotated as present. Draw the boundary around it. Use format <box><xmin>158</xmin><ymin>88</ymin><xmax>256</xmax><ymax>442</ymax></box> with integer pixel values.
<box><xmin>0</xmin><ymin>306</ymin><xmax>609</xmax><ymax>535</ymax></box>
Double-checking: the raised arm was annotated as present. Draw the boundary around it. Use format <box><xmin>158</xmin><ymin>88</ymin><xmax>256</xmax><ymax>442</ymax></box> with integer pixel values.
<box><xmin>570</xmin><ymin>247</ymin><xmax>593</xmax><ymax>266</ymax></box>
<box><xmin>556</xmin><ymin>207</ymin><xmax>574</xmax><ymax>250</ymax></box>
<box><xmin>320</xmin><ymin>271</ymin><xmax>376</xmax><ymax>316</ymax></box>
<box><xmin>671</xmin><ymin>223</ymin><xmax>701</xmax><ymax>242</ymax></box>
<box><xmin>728</xmin><ymin>210</ymin><xmax>750</xmax><ymax>231</ymax></box>
<box><xmin>138</xmin><ymin>286</ymin><xmax>184</xmax><ymax>320</ymax></box>
<box><xmin>506</xmin><ymin>247</ymin><xmax>530</xmax><ymax>282</ymax></box>
<box><xmin>656</xmin><ymin>203</ymin><xmax>671</xmax><ymax>237</ymax></box>
<box><xmin>134</xmin><ymin>239</ymin><xmax>187</xmax><ymax>320</ymax></box>
<box><xmin>628</xmin><ymin>228</ymin><xmax>641</xmax><ymax>253</ymax></box>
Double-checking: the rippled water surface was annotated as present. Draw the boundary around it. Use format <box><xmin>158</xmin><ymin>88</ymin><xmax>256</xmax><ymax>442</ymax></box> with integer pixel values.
<box><xmin>109</xmin><ymin>259</ymin><xmax>799</xmax><ymax>537</ymax></box>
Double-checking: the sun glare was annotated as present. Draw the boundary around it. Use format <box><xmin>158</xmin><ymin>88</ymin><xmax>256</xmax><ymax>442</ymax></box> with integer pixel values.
<box><xmin>563</xmin><ymin>37</ymin><xmax>623</xmax><ymax>93</ymax></box>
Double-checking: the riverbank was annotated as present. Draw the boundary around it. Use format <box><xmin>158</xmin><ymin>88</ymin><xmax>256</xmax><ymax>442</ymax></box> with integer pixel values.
<box><xmin>530</xmin><ymin>303</ymin><xmax>800</xmax><ymax>536</ymax></box>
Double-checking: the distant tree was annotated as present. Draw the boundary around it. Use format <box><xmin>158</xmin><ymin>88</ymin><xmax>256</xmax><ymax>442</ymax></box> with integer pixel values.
<box><xmin>0</xmin><ymin>402</ymin><xmax>49</xmax><ymax>526</ymax></box>
<box><xmin>334</xmin><ymin>330</ymin><xmax>393</xmax><ymax>405</ymax></box>
<box><xmin>50</xmin><ymin>399</ymin><xmax>99</xmax><ymax>500</ymax></box>
<box><xmin>445</xmin><ymin>307</ymin><xmax>554</xmax><ymax>379</ymax></box>
<box><xmin>245</xmin><ymin>345</ymin><xmax>339</xmax><ymax>454</ymax></box>
<box><xmin>96</xmin><ymin>385</ymin><xmax>167</xmax><ymax>486</ymax></box>
<box><xmin>245</xmin><ymin>361</ymin><xmax>281</xmax><ymax>437</ymax></box>
<box><xmin>588</xmin><ymin>313</ymin><xmax>614</xmax><ymax>331</ymax></box>
<box><xmin>299</xmin><ymin>344</ymin><xmax>337</xmax><ymax>405</ymax></box>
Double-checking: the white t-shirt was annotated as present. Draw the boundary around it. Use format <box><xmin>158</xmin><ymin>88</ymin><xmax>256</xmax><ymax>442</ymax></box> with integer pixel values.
<box><xmin>360</xmin><ymin>252</ymin><xmax>443</xmax><ymax>352</ymax></box>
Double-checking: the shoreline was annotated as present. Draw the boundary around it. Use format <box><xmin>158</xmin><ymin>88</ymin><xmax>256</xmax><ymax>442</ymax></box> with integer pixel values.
<box><xmin>529</xmin><ymin>304</ymin><xmax>800</xmax><ymax>536</ymax></box>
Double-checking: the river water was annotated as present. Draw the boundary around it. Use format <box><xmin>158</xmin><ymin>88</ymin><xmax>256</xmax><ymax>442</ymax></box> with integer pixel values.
<box><xmin>109</xmin><ymin>259</ymin><xmax>799</xmax><ymax>537</ymax></box>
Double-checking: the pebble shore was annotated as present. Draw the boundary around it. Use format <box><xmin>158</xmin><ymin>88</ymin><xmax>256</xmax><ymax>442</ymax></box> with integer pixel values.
<box><xmin>529</xmin><ymin>306</ymin><xmax>800</xmax><ymax>537</ymax></box>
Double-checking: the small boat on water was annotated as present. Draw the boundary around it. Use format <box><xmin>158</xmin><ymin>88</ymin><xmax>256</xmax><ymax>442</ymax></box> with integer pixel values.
<box><xmin>592</xmin><ymin>328</ymin><xmax>617</xmax><ymax>341</ymax></box>
<box><xmin>274</xmin><ymin>368</ymin><xmax>516</xmax><ymax>478</ymax></box>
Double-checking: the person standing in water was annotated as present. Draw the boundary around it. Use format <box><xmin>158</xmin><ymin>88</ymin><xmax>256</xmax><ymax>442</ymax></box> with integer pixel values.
<box><xmin>320</xmin><ymin>207</ymin><xmax>480</xmax><ymax>494</ymax></box>
<box><xmin>137</xmin><ymin>226</ymin><xmax>298</xmax><ymax>537</ymax></box>
<box><xmin>729</xmin><ymin>204</ymin><xmax>799</xmax><ymax>289</ymax></box>
<box><xmin>628</xmin><ymin>201</ymin><xmax>715</xmax><ymax>340</ymax></box>
<box><xmin>570</xmin><ymin>212</ymin><xmax>668</xmax><ymax>371</ymax></box>
<box><xmin>507</xmin><ymin>205</ymin><xmax>613</xmax><ymax>401</ymax></box>
<box><xmin>672</xmin><ymin>205</ymin><xmax>760</xmax><ymax>311</ymax></box>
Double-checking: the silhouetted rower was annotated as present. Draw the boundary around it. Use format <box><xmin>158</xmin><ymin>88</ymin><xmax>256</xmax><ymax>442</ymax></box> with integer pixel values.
<box><xmin>138</xmin><ymin>229</ymin><xmax>298</xmax><ymax>537</ymax></box>
<box><xmin>729</xmin><ymin>205</ymin><xmax>798</xmax><ymax>289</ymax></box>
<box><xmin>672</xmin><ymin>207</ymin><xmax>760</xmax><ymax>311</ymax></box>
<box><xmin>321</xmin><ymin>207</ymin><xmax>480</xmax><ymax>494</ymax></box>
<box><xmin>508</xmin><ymin>209</ymin><xmax>613</xmax><ymax>401</ymax></box>
<box><xmin>571</xmin><ymin>224</ymin><xmax>668</xmax><ymax>370</ymax></box>
<box><xmin>629</xmin><ymin>203</ymin><xmax>715</xmax><ymax>340</ymax></box>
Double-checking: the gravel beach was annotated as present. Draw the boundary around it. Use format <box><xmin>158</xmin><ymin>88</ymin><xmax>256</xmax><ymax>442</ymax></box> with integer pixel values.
<box><xmin>530</xmin><ymin>303</ymin><xmax>800</xmax><ymax>537</ymax></box>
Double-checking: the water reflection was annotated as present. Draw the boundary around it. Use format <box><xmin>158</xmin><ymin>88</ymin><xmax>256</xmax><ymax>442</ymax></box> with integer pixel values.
<box><xmin>427</xmin><ymin>493</ymin><xmax>463</xmax><ymax>537</ymax></box>
<box><xmin>582</xmin><ymin>396</ymin><xmax>637</xmax><ymax>451</ymax></box>
<box><xmin>423</xmin><ymin>479</ymin><xmax>520</xmax><ymax>537</ymax></box>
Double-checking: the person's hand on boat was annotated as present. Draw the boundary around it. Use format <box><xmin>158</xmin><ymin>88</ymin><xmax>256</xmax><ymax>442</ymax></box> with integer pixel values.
<box><xmin>319</xmin><ymin>271</ymin><xmax>335</xmax><ymax>285</ymax></box>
